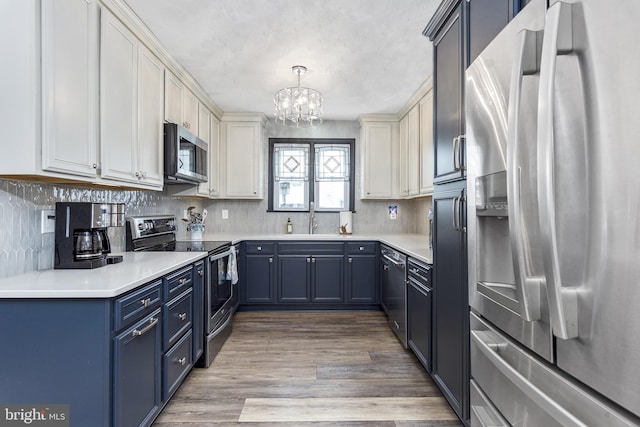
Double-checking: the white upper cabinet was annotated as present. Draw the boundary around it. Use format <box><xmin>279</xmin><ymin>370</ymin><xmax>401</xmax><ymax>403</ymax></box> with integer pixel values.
<box><xmin>208</xmin><ymin>115</ymin><xmax>221</xmax><ymax>197</ymax></box>
<box><xmin>41</xmin><ymin>0</ymin><xmax>100</xmax><ymax>178</ymax></box>
<box><xmin>419</xmin><ymin>89</ymin><xmax>434</xmax><ymax>195</ymax></box>
<box><xmin>164</xmin><ymin>70</ymin><xmax>198</xmax><ymax>132</ymax></box>
<box><xmin>359</xmin><ymin>116</ymin><xmax>399</xmax><ymax>199</ymax></box>
<box><xmin>196</xmin><ymin>103</ymin><xmax>213</xmax><ymax>197</ymax></box>
<box><xmin>1</xmin><ymin>0</ymin><xmax>101</xmax><ymax>180</ymax></box>
<box><xmin>136</xmin><ymin>45</ymin><xmax>165</xmax><ymax>186</ymax></box>
<box><xmin>220</xmin><ymin>114</ymin><xmax>266</xmax><ymax>199</ymax></box>
<box><xmin>399</xmin><ymin>105</ymin><xmax>421</xmax><ymax>197</ymax></box>
<box><xmin>397</xmin><ymin>78</ymin><xmax>434</xmax><ymax>198</ymax></box>
<box><xmin>100</xmin><ymin>9</ymin><xmax>164</xmax><ymax>189</ymax></box>
<box><xmin>407</xmin><ymin>105</ymin><xmax>421</xmax><ymax>196</ymax></box>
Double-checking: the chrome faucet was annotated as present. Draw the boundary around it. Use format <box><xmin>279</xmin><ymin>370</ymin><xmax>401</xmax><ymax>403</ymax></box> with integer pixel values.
<box><xmin>308</xmin><ymin>201</ymin><xmax>318</xmax><ymax>234</ymax></box>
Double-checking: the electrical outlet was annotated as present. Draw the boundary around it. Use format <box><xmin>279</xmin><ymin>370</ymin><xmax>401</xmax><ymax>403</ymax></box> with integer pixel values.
<box><xmin>221</xmin><ymin>209</ymin><xmax>229</xmax><ymax>219</ymax></box>
<box><xmin>40</xmin><ymin>209</ymin><xmax>55</xmax><ymax>233</ymax></box>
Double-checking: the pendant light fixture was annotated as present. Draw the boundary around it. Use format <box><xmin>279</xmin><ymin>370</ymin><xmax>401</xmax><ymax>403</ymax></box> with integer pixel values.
<box><xmin>274</xmin><ymin>65</ymin><xmax>323</xmax><ymax>127</ymax></box>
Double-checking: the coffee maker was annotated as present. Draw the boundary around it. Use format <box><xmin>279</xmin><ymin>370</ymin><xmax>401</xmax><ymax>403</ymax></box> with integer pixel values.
<box><xmin>54</xmin><ymin>202</ymin><xmax>125</xmax><ymax>269</ymax></box>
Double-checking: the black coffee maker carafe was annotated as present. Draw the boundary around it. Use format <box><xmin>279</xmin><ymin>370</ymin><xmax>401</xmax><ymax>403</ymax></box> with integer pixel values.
<box><xmin>55</xmin><ymin>202</ymin><xmax>124</xmax><ymax>269</ymax></box>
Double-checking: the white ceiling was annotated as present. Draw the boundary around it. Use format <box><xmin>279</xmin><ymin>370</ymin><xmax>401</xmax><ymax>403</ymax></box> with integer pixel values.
<box><xmin>124</xmin><ymin>0</ymin><xmax>440</xmax><ymax>121</ymax></box>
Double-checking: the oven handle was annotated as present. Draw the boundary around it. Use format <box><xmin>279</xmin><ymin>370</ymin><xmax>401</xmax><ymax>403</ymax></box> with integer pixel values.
<box><xmin>209</xmin><ymin>246</ymin><xmax>235</xmax><ymax>262</ymax></box>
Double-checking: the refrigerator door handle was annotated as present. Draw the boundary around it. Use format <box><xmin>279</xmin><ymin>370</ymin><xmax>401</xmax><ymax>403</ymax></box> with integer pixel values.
<box><xmin>452</xmin><ymin>196</ymin><xmax>459</xmax><ymax>231</ymax></box>
<box><xmin>507</xmin><ymin>29</ymin><xmax>543</xmax><ymax>322</ymax></box>
<box><xmin>537</xmin><ymin>1</ymin><xmax>579</xmax><ymax>339</ymax></box>
<box><xmin>471</xmin><ymin>330</ymin><xmax>584</xmax><ymax>427</ymax></box>
<box><xmin>452</xmin><ymin>136</ymin><xmax>460</xmax><ymax>171</ymax></box>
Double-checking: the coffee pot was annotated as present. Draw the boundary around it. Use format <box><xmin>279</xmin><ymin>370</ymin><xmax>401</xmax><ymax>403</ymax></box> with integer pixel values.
<box><xmin>55</xmin><ymin>202</ymin><xmax>124</xmax><ymax>269</ymax></box>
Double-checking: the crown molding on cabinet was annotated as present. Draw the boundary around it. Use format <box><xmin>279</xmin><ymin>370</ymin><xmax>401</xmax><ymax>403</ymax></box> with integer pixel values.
<box><xmin>100</xmin><ymin>0</ymin><xmax>224</xmax><ymax>120</ymax></box>
<box><xmin>397</xmin><ymin>76</ymin><xmax>434</xmax><ymax>120</ymax></box>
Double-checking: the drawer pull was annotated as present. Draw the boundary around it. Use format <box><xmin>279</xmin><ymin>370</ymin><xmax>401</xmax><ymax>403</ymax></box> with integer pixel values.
<box><xmin>257</xmin><ymin>246</ymin><xmax>262</xmax><ymax>251</ymax></box>
<box><xmin>359</xmin><ymin>246</ymin><xmax>364</xmax><ymax>251</ymax></box>
<box><xmin>178</xmin><ymin>357</ymin><xmax>187</xmax><ymax>366</ymax></box>
<box><xmin>178</xmin><ymin>313</ymin><xmax>187</xmax><ymax>321</ymax></box>
<box><xmin>141</xmin><ymin>298</ymin><xmax>151</xmax><ymax>308</ymax></box>
<box><xmin>179</xmin><ymin>278</ymin><xmax>188</xmax><ymax>285</ymax></box>
<box><xmin>132</xmin><ymin>317</ymin><xmax>158</xmax><ymax>337</ymax></box>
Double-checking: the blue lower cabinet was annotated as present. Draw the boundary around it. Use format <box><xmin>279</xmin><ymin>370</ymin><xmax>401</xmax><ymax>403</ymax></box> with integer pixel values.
<box><xmin>163</xmin><ymin>330</ymin><xmax>193</xmax><ymax>400</ymax></box>
<box><xmin>0</xmin><ymin>261</ymin><xmax>201</xmax><ymax>427</ymax></box>
<box><xmin>278</xmin><ymin>255</ymin><xmax>312</xmax><ymax>303</ymax></box>
<box><xmin>311</xmin><ymin>255</ymin><xmax>344</xmax><ymax>303</ymax></box>
<box><xmin>113</xmin><ymin>309</ymin><xmax>162</xmax><ymax>427</ymax></box>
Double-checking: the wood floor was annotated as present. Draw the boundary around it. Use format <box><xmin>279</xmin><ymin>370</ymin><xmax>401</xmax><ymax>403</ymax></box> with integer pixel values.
<box><xmin>153</xmin><ymin>310</ymin><xmax>462</xmax><ymax>426</ymax></box>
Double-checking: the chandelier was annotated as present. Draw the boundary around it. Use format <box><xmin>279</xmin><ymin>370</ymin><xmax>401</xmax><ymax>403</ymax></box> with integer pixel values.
<box><xmin>274</xmin><ymin>65</ymin><xmax>323</xmax><ymax>127</ymax></box>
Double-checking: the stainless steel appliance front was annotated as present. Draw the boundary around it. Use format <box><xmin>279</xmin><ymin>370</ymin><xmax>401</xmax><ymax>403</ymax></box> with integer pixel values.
<box><xmin>467</xmin><ymin>0</ymin><xmax>640</xmax><ymax>424</ymax></box>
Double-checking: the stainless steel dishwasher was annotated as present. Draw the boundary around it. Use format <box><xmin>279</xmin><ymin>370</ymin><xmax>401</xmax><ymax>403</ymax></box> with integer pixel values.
<box><xmin>381</xmin><ymin>245</ymin><xmax>407</xmax><ymax>348</ymax></box>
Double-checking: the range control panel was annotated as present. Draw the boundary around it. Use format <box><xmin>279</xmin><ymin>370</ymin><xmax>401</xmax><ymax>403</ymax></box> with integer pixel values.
<box><xmin>126</xmin><ymin>215</ymin><xmax>176</xmax><ymax>239</ymax></box>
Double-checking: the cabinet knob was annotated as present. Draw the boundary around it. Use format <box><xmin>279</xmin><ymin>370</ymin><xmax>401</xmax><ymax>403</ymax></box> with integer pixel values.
<box><xmin>92</xmin><ymin>163</ymin><xmax>97</xmax><ymax>169</ymax></box>
<box><xmin>383</xmin><ymin>265</ymin><xmax>389</xmax><ymax>271</ymax></box>
<box><xmin>257</xmin><ymin>246</ymin><xmax>262</xmax><ymax>251</ymax></box>
<box><xmin>348</xmin><ymin>258</ymin><xmax>353</xmax><ymax>263</ymax></box>
<box><xmin>198</xmin><ymin>269</ymin><xmax>204</xmax><ymax>276</ymax></box>
<box><xmin>269</xmin><ymin>257</ymin><xmax>273</xmax><ymax>263</ymax></box>
<box><xmin>140</xmin><ymin>298</ymin><xmax>151</xmax><ymax>307</ymax></box>
<box><xmin>311</xmin><ymin>258</ymin><xmax>315</xmax><ymax>263</ymax></box>
<box><xmin>359</xmin><ymin>246</ymin><xmax>364</xmax><ymax>251</ymax></box>
<box><xmin>307</xmin><ymin>258</ymin><xmax>311</xmax><ymax>263</ymax></box>
<box><xmin>179</xmin><ymin>278</ymin><xmax>187</xmax><ymax>285</ymax></box>
<box><xmin>178</xmin><ymin>357</ymin><xmax>187</xmax><ymax>366</ymax></box>
<box><xmin>178</xmin><ymin>313</ymin><xmax>187</xmax><ymax>321</ymax></box>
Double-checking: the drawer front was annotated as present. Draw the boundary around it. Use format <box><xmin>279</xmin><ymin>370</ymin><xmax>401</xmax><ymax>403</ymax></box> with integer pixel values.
<box><xmin>408</xmin><ymin>258</ymin><xmax>432</xmax><ymax>287</ymax></box>
<box><xmin>278</xmin><ymin>242</ymin><xmax>344</xmax><ymax>255</ymax></box>
<box><xmin>164</xmin><ymin>290</ymin><xmax>193</xmax><ymax>350</ymax></box>
<box><xmin>114</xmin><ymin>280</ymin><xmax>162</xmax><ymax>331</ymax></box>
<box><xmin>346</xmin><ymin>242</ymin><xmax>377</xmax><ymax>255</ymax></box>
<box><xmin>164</xmin><ymin>266</ymin><xmax>193</xmax><ymax>301</ymax></box>
<box><xmin>244</xmin><ymin>241</ymin><xmax>275</xmax><ymax>254</ymax></box>
<box><xmin>163</xmin><ymin>330</ymin><xmax>193</xmax><ymax>400</ymax></box>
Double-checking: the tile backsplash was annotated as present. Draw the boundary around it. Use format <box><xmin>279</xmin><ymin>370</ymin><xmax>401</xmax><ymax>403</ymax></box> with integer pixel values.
<box><xmin>0</xmin><ymin>178</ymin><xmax>203</xmax><ymax>278</ymax></box>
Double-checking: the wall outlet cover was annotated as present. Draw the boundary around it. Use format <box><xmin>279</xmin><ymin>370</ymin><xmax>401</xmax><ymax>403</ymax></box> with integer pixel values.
<box><xmin>40</xmin><ymin>209</ymin><xmax>55</xmax><ymax>233</ymax></box>
<box><xmin>221</xmin><ymin>209</ymin><xmax>229</xmax><ymax>219</ymax></box>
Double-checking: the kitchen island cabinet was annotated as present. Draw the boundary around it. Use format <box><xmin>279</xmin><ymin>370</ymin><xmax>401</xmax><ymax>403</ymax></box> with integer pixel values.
<box><xmin>0</xmin><ymin>259</ymin><xmax>203</xmax><ymax>427</ymax></box>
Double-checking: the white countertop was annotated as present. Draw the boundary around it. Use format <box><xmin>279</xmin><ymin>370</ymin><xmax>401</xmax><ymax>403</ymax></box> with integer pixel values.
<box><xmin>198</xmin><ymin>232</ymin><xmax>433</xmax><ymax>265</ymax></box>
<box><xmin>0</xmin><ymin>233</ymin><xmax>430</xmax><ymax>299</ymax></box>
<box><xmin>0</xmin><ymin>252</ymin><xmax>207</xmax><ymax>299</ymax></box>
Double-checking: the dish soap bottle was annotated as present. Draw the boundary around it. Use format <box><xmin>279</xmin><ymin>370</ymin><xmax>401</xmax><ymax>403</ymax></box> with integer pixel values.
<box><xmin>286</xmin><ymin>217</ymin><xmax>293</xmax><ymax>234</ymax></box>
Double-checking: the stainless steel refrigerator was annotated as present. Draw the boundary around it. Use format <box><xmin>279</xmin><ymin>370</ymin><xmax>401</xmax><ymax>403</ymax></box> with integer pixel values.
<box><xmin>466</xmin><ymin>0</ymin><xmax>640</xmax><ymax>425</ymax></box>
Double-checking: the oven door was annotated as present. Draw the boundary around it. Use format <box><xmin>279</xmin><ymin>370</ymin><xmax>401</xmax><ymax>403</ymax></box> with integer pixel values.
<box><xmin>207</xmin><ymin>247</ymin><xmax>234</xmax><ymax>332</ymax></box>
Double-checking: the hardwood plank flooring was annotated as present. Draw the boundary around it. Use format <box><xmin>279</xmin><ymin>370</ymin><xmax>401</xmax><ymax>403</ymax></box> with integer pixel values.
<box><xmin>153</xmin><ymin>311</ymin><xmax>462</xmax><ymax>426</ymax></box>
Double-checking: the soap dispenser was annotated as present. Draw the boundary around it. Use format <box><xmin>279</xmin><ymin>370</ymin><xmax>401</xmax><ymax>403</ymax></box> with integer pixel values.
<box><xmin>286</xmin><ymin>217</ymin><xmax>293</xmax><ymax>234</ymax></box>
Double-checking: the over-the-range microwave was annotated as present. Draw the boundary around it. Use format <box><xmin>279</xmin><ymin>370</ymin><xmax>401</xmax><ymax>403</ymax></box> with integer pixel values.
<box><xmin>164</xmin><ymin>122</ymin><xmax>208</xmax><ymax>184</ymax></box>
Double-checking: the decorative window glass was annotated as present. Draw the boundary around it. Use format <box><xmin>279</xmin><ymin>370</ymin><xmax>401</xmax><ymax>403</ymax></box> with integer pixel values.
<box><xmin>270</xmin><ymin>139</ymin><xmax>354</xmax><ymax>212</ymax></box>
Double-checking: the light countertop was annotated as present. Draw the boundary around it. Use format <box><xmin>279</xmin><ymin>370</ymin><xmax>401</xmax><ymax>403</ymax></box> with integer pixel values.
<box><xmin>0</xmin><ymin>252</ymin><xmax>207</xmax><ymax>299</ymax></box>
<box><xmin>0</xmin><ymin>233</ymin><xmax>430</xmax><ymax>299</ymax></box>
<box><xmin>195</xmin><ymin>232</ymin><xmax>433</xmax><ymax>265</ymax></box>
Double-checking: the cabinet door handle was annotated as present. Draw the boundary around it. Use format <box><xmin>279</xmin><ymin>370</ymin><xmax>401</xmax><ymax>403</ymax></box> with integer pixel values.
<box><xmin>177</xmin><ymin>357</ymin><xmax>187</xmax><ymax>366</ymax></box>
<box><xmin>132</xmin><ymin>317</ymin><xmax>158</xmax><ymax>337</ymax></box>
<box><xmin>198</xmin><ymin>269</ymin><xmax>204</xmax><ymax>276</ymax></box>
<box><xmin>307</xmin><ymin>258</ymin><xmax>311</xmax><ymax>263</ymax></box>
<box><xmin>348</xmin><ymin>258</ymin><xmax>353</xmax><ymax>263</ymax></box>
<box><xmin>269</xmin><ymin>257</ymin><xmax>273</xmax><ymax>263</ymax></box>
<box><xmin>178</xmin><ymin>313</ymin><xmax>187</xmax><ymax>321</ymax></box>
<box><xmin>311</xmin><ymin>257</ymin><xmax>316</xmax><ymax>263</ymax></box>
<box><xmin>383</xmin><ymin>264</ymin><xmax>389</xmax><ymax>271</ymax></box>
<box><xmin>141</xmin><ymin>298</ymin><xmax>151</xmax><ymax>308</ymax></box>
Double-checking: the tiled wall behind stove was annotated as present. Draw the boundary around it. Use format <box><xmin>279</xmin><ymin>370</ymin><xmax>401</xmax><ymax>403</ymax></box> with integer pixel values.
<box><xmin>0</xmin><ymin>178</ymin><xmax>203</xmax><ymax>278</ymax></box>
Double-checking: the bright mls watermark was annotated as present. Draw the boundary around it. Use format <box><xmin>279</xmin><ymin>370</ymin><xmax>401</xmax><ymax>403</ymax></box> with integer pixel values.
<box><xmin>0</xmin><ymin>405</ymin><xmax>69</xmax><ymax>427</ymax></box>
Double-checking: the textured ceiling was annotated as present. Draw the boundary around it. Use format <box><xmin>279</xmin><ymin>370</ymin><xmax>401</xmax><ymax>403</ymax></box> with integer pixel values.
<box><xmin>124</xmin><ymin>0</ymin><xmax>439</xmax><ymax>121</ymax></box>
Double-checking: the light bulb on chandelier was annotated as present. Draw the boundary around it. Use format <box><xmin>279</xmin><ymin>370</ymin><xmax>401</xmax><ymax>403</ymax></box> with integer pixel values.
<box><xmin>274</xmin><ymin>65</ymin><xmax>323</xmax><ymax>128</ymax></box>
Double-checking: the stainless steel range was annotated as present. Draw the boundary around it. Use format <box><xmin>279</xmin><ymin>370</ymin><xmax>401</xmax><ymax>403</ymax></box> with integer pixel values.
<box><xmin>125</xmin><ymin>215</ymin><xmax>237</xmax><ymax>368</ymax></box>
